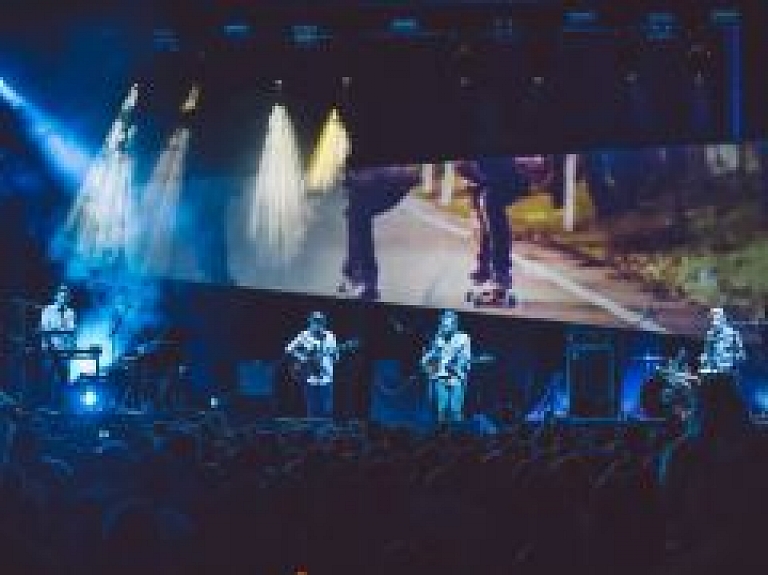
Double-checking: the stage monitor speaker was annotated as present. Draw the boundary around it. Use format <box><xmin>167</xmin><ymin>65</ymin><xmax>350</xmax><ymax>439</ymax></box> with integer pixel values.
<box><xmin>567</xmin><ymin>343</ymin><xmax>617</xmax><ymax>418</ymax></box>
<box><xmin>370</xmin><ymin>360</ymin><xmax>427</xmax><ymax>426</ymax></box>
<box><xmin>237</xmin><ymin>360</ymin><xmax>275</xmax><ymax>397</ymax></box>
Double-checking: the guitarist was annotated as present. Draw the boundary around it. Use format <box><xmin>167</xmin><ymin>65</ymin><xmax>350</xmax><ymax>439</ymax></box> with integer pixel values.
<box><xmin>702</xmin><ymin>307</ymin><xmax>746</xmax><ymax>377</ymax></box>
<box><xmin>421</xmin><ymin>310</ymin><xmax>472</xmax><ymax>423</ymax></box>
<box><xmin>285</xmin><ymin>311</ymin><xmax>339</xmax><ymax>419</ymax></box>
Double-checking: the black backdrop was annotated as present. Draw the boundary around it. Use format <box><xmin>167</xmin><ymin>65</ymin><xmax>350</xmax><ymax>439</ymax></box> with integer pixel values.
<box><xmin>159</xmin><ymin>280</ymin><xmax>691</xmax><ymax>421</ymax></box>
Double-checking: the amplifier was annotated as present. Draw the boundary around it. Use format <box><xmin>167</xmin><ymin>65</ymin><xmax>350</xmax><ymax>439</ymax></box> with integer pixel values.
<box><xmin>567</xmin><ymin>341</ymin><xmax>617</xmax><ymax>418</ymax></box>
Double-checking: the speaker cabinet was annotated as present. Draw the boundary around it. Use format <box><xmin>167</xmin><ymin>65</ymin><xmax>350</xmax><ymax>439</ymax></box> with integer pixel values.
<box><xmin>567</xmin><ymin>342</ymin><xmax>617</xmax><ymax>418</ymax></box>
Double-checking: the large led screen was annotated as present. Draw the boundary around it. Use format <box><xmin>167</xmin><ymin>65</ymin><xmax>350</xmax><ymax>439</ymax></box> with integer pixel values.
<box><xmin>166</xmin><ymin>142</ymin><xmax>767</xmax><ymax>335</ymax></box>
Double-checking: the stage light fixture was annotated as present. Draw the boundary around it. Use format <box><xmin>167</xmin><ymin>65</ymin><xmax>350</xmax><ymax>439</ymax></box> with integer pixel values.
<box><xmin>71</xmin><ymin>382</ymin><xmax>113</xmax><ymax>415</ymax></box>
<box><xmin>564</xmin><ymin>10</ymin><xmax>598</xmax><ymax>30</ymax></box>
<box><xmin>644</xmin><ymin>11</ymin><xmax>679</xmax><ymax>41</ymax></box>
<box><xmin>181</xmin><ymin>86</ymin><xmax>200</xmax><ymax>112</ymax></box>
<box><xmin>153</xmin><ymin>28</ymin><xmax>180</xmax><ymax>52</ymax></box>
<box><xmin>390</xmin><ymin>18</ymin><xmax>420</xmax><ymax>36</ymax></box>
<box><xmin>710</xmin><ymin>8</ymin><xmax>741</xmax><ymax>26</ymax></box>
<box><xmin>81</xmin><ymin>389</ymin><xmax>98</xmax><ymax>408</ymax></box>
<box><xmin>291</xmin><ymin>24</ymin><xmax>331</xmax><ymax>45</ymax></box>
<box><xmin>490</xmin><ymin>16</ymin><xmax>522</xmax><ymax>42</ymax></box>
<box><xmin>122</xmin><ymin>83</ymin><xmax>139</xmax><ymax>112</ymax></box>
<box><xmin>223</xmin><ymin>22</ymin><xmax>251</xmax><ymax>39</ymax></box>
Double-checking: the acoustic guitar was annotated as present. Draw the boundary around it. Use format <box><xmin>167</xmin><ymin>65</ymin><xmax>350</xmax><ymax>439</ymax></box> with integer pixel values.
<box><xmin>289</xmin><ymin>339</ymin><xmax>360</xmax><ymax>383</ymax></box>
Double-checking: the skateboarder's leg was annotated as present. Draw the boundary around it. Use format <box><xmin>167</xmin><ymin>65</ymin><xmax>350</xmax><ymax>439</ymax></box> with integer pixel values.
<box><xmin>486</xmin><ymin>187</ymin><xmax>512</xmax><ymax>289</ymax></box>
<box><xmin>341</xmin><ymin>198</ymin><xmax>366</xmax><ymax>290</ymax></box>
<box><xmin>355</xmin><ymin>180</ymin><xmax>412</xmax><ymax>299</ymax></box>
<box><xmin>469</xmin><ymin>187</ymin><xmax>492</xmax><ymax>283</ymax></box>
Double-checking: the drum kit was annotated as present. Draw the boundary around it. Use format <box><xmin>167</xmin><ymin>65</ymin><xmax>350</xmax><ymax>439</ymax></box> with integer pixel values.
<box><xmin>106</xmin><ymin>337</ymin><xmax>184</xmax><ymax>411</ymax></box>
<box><xmin>635</xmin><ymin>350</ymin><xmax>735</xmax><ymax>420</ymax></box>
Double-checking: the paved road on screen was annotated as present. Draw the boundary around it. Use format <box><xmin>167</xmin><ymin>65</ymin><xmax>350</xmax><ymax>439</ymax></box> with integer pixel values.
<box><xmin>221</xmin><ymin>189</ymin><xmax>702</xmax><ymax>333</ymax></box>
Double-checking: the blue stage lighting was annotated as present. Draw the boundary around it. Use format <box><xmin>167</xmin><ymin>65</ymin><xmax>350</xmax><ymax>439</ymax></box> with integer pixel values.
<box><xmin>390</xmin><ymin>18</ymin><xmax>421</xmax><ymax>37</ymax></box>
<box><xmin>563</xmin><ymin>10</ymin><xmax>601</xmax><ymax>33</ymax></box>
<box><xmin>0</xmin><ymin>78</ymin><xmax>91</xmax><ymax>182</ymax></box>
<box><xmin>223</xmin><ymin>22</ymin><xmax>251</xmax><ymax>39</ymax></box>
<box><xmin>753</xmin><ymin>389</ymin><xmax>768</xmax><ymax>413</ymax></box>
<box><xmin>68</xmin><ymin>377</ymin><xmax>112</xmax><ymax>415</ymax></box>
<box><xmin>81</xmin><ymin>389</ymin><xmax>99</xmax><ymax>408</ymax></box>
<box><xmin>0</xmin><ymin>78</ymin><xmax>24</xmax><ymax>108</ymax></box>
<box><xmin>711</xmin><ymin>9</ymin><xmax>741</xmax><ymax>26</ymax></box>
<box><xmin>291</xmin><ymin>24</ymin><xmax>331</xmax><ymax>44</ymax></box>
<box><xmin>153</xmin><ymin>29</ymin><xmax>180</xmax><ymax>52</ymax></box>
<box><xmin>209</xmin><ymin>396</ymin><xmax>219</xmax><ymax>409</ymax></box>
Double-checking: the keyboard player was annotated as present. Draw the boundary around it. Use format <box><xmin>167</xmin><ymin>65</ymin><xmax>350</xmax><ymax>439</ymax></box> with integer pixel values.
<box><xmin>39</xmin><ymin>285</ymin><xmax>76</xmax><ymax>407</ymax></box>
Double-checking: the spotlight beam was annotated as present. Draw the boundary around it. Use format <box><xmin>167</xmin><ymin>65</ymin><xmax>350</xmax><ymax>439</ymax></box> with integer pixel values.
<box><xmin>248</xmin><ymin>104</ymin><xmax>308</xmax><ymax>263</ymax></box>
<box><xmin>140</xmin><ymin>86</ymin><xmax>197</xmax><ymax>274</ymax></box>
<box><xmin>60</xmin><ymin>84</ymin><xmax>141</xmax><ymax>274</ymax></box>
<box><xmin>307</xmin><ymin>107</ymin><xmax>349</xmax><ymax>192</ymax></box>
<box><xmin>140</xmin><ymin>126</ymin><xmax>190</xmax><ymax>273</ymax></box>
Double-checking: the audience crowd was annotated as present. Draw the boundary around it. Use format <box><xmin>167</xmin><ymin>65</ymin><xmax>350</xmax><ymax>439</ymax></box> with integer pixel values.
<box><xmin>0</xmin><ymin>376</ymin><xmax>766</xmax><ymax>575</ymax></box>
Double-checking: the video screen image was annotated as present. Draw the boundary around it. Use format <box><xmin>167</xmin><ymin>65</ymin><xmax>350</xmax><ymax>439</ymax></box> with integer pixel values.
<box><xmin>164</xmin><ymin>141</ymin><xmax>767</xmax><ymax>336</ymax></box>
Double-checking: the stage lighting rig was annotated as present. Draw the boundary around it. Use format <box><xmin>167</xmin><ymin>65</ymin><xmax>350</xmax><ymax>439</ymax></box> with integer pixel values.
<box><xmin>153</xmin><ymin>28</ymin><xmax>181</xmax><ymax>52</ymax></box>
<box><xmin>181</xmin><ymin>85</ymin><xmax>200</xmax><ymax>113</ymax></box>
<box><xmin>222</xmin><ymin>22</ymin><xmax>252</xmax><ymax>40</ymax></box>
<box><xmin>643</xmin><ymin>11</ymin><xmax>681</xmax><ymax>41</ymax></box>
<box><xmin>290</xmin><ymin>24</ymin><xmax>332</xmax><ymax>45</ymax></box>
